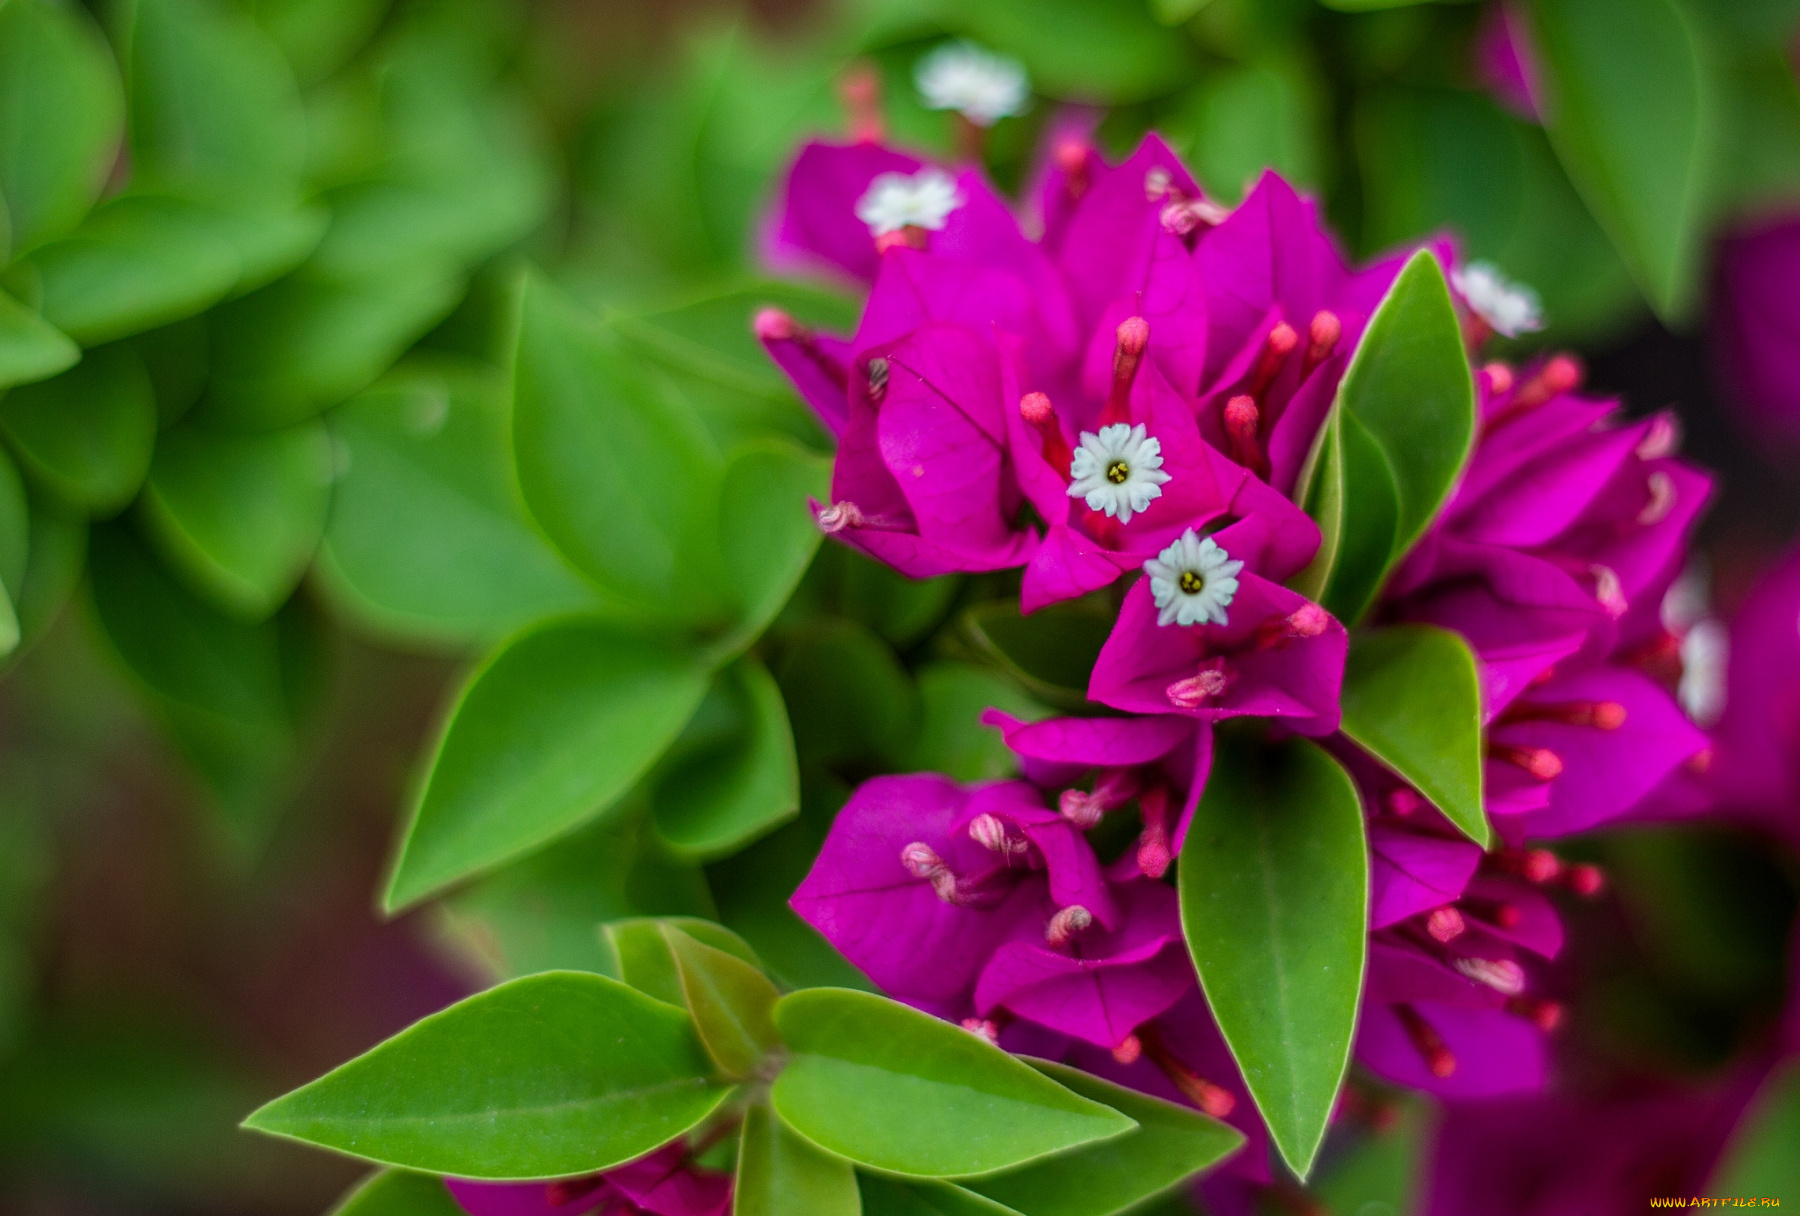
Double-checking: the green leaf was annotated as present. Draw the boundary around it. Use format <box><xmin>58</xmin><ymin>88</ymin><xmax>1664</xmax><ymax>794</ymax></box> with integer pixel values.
<box><xmin>1308</xmin><ymin>1094</ymin><xmax>1424</xmax><ymax>1216</ymax></box>
<box><xmin>735</xmin><ymin>1104</ymin><xmax>860</xmax><ymax>1216</ymax></box>
<box><xmin>384</xmin><ymin>619</ymin><xmax>710</xmax><ymax>911</ymax></box>
<box><xmin>0</xmin><ymin>344</ymin><xmax>157</xmax><ymax>513</ymax></box>
<box><xmin>1710</xmin><ymin>1060</ymin><xmax>1800</xmax><ymax>1196</ymax></box>
<box><xmin>770</xmin><ymin>988</ymin><xmax>1135</xmax><ymax>1178</ymax></box>
<box><xmin>511</xmin><ymin>273</ymin><xmax>726</xmax><ymax>621</ymax></box>
<box><xmin>9</xmin><ymin>489</ymin><xmax>85</xmax><ymax>650</ymax></box>
<box><xmin>0</xmin><ymin>291</ymin><xmax>79</xmax><ymax>391</ymax></box>
<box><xmin>22</xmin><ymin>194</ymin><xmax>241</xmax><ymax>345</ymax></box>
<box><xmin>251</xmin><ymin>0</ymin><xmax>389</xmax><ymax>88</ymax></box>
<box><xmin>328</xmin><ymin>1170</ymin><xmax>465</xmax><ymax>1216</ymax></box>
<box><xmin>1174</xmin><ymin>62</ymin><xmax>1321</xmax><ymax>206</ymax></box>
<box><xmin>1177</xmin><ymin>735</ymin><xmax>1368</xmax><ymax>1179</ymax></box>
<box><xmin>714</xmin><ymin>439</ymin><xmax>829</xmax><ymax>655</ymax></box>
<box><xmin>652</xmin><ymin>658</ymin><xmax>799</xmax><ymax>861</ymax></box>
<box><xmin>198</xmin><ymin>266</ymin><xmax>465</xmax><ymax>431</ymax></box>
<box><xmin>140</xmin><ymin>417</ymin><xmax>333</xmax><ymax>618</ymax></box>
<box><xmin>1340</xmin><ymin>625</ymin><xmax>1488</xmax><ymax>847</ymax></box>
<box><xmin>962</xmin><ymin>600</ymin><xmax>1112</xmax><ymax>713</ymax></box>
<box><xmin>663</xmin><ymin>923</ymin><xmax>781</xmax><ymax>1080</ymax></box>
<box><xmin>1526</xmin><ymin>0</ymin><xmax>1713</xmax><ymax>319</ymax></box>
<box><xmin>964</xmin><ymin>1060</ymin><xmax>1244</xmax><ymax>1216</ymax></box>
<box><xmin>859</xmin><ymin>1175</ymin><xmax>1022</xmax><ymax>1216</ymax></box>
<box><xmin>948</xmin><ymin>0</ymin><xmax>1191</xmax><ymax>102</ymax></box>
<box><xmin>706</xmin><ymin>822</ymin><xmax>876</xmax><ymax>994</ymax></box>
<box><xmin>603</xmin><ymin>916</ymin><xmax>760</xmax><ymax>1007</ymax></box>
<box><xmin>906</xmin><ymin>662</ymin><xmax>1049</xmax><ymax>783</ymax></box>
<box><xmin>0</xmin><ymin>0</ymin><xmax>124</xmax><ymax>255</ymax></box>
<box><xmin>0</xmin><ymin>446</ymin><xmax>26</xmax><ymax>596</ymax></box>
<box><xmin>775</xmin><ymin>620</ymin><xmax>918</xmax><ymax>770</ymax></box>
<box><xmin>242</xmin><ymin>971</ymin><xmax>733</xmax><ymax>1178</ymax></box>
<box><xmin>315</xmin><ymin>356</ymin><xmax>606</xmax><ymax>648</ymax></box>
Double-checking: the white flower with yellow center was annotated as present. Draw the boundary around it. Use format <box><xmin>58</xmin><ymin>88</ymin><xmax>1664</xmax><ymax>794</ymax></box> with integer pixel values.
<box><xmin>1146</xmin><ymin>531</ymin><xmax>1243</xmax><ymax>627</ymax></box>
<box><xmin>1451</xmin><ymin>261</ymin><xmax>1545</xmax><ymax>338</ymax></box>
<box><xmin>854</xmin><ymin>168</ymin><xmax>964</xmax><ymax>237</ymax></box>
<box><xmin>1067</xmin><ymin>423</ymin><xmax>1169</xmax><ymax>524</ymax></box>
<box><xmin>914</xmin><ymin>41</ymin><xmax>1029</xmax><ymax>127</ymax></box>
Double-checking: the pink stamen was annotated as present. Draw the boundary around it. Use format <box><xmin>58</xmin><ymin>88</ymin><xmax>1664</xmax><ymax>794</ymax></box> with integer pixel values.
<box><xmin>1499</xmin><ymin>699</ymin><xmax>1628</xmax><ymax>730</ymax></box>
<box><xmin>1020</xmin><ymin>391</ymin><xmax>1074</xmax><ymax>475</ymax></box>
<box><xmin>865</xmin><ymin>357</ymin><xmax>889</xmax><ymax>405</ymax></box>
<box><xmin>968</xmin><ymin>813</ymin><xmax>1028</xmax><ymax>855</ymax></box>
<box><xmin>1464</xmin><ymin>896</ymin><xmax>1523</xmax><ymax>929</ymax></box>
<box><xmin>1454</xmin><ymin>956</ymin><xmax>1527</xmax><ymax>996</ymax></box>
<box><xmin>1486</xmin><ymin>353</ymin><xmax>1582</xmax><ymax>432</ymax></box>
<box><xmin>1489</xmin><ymin>742</ymin><xmax>1564</xmax><ymax>781</ymax></box>
<box><xmin>1495</xmin><ymin>847</ymin><xmax>1563</xmax><ymax>885</ymax></box>
<box><xmin>1246</xmin><ymin>322</ymin><xmax>1299</xmax><ymax>399</ymax></box>
<box><xmin>1590</xmin><ymin>564</ymin><xmax>1627</xmax><ymax>618</ymax></box>
<box><xmin>1111</xmin><ymin>1034</ymin><xmax>1142</xmax><ymax>1064</ymax></box>
<box><xmin>1103</xmin><ymin>317</ymin><xmax>1150</xmax><ymax>426</ymax></box>
<box><xmin>1637</xmin><ymin>414</ymin><xmax>1680</xmax><ymax>459</ymax></box>
<box><xmin>1506</xmin><ymin>996</ymin><xmax>1564</xmax><ymax>1032</ymax></box>
<box><xmin>1045</xmin><ymin>905</ymin><xmax>1093</xmax><ymax>948</ymax></box>
<box><xmin>817</xmin><ymin>502</ymin><xmax>866</xmax><ymax>534</ymax></box>
<box><xmin>1301</xmin><ymin>311</ymin><xmax>1340</xmax><ymax>377</ymax></box>
<box><xmin>1140</xmin><ymin>1026</ymin><xmax>1236</xmax><ymax>1117</ymax></box>
<box><xmin>1223</xmin><ymin>395</ymin><xmax>1268</xmax><ymax>478</ymax></box>
<box><xmin>754</xmin><ymin>308</ymin><xmax>801</xmax><ymax>342</ymax></box>
<box><xmin>1637</xmin><ymin>470</ymin><xmax>1676</xmax><ymax>525</ymax></box>
<box><xmin>1055</xmin><ymin>139</ymin><xmax>1091</xmax><ymax>199</ymax></box>
<box><xmin>546</xmin><ymin>1177</ymin><xmax>608</xmax><ymax>1206</ymax></box>
<box><xmin>1563</xmin><ymin>862</ymin><xmax>1605</xmax><ymax>898</ymax></box>
<box><xmin>1426</xmin><ymin>906</ymin><xmax>1467</xmax><ymax>943</ymax></box>
<box><xmin>1686</xmin><ymin>748</ymin><xmax>1714</xmax><ymax>775</ymax></box>
<box><xmin>961</xmin><ymin>1017</ymin><xmax>1000</xmax><ymax>1045</ymax></box>
<box><xmin>1481</xmin><ymin>361</ymin><xmax>1514</xmax><ymax>397</ymax></box>
<box><xmin>1144</xmin><ymin>166</ymin><xmax>1173</xmax><ymax>201</ymax></box>
<box><xmin>1166</xmin><ymin>664</ymin><xmax>1230</xmax><ymax>709</ymax></box>
<box><xmin>901</xmin><ymin>841</ymin><xmax>960</xmax><ymax>904</ymax></box>
<box><xmin>1160</xmin><ymin>196</ymin><xmax>1229</xmax><ymax>236</ymax></box>
<box><xmin>1137</xmin><ymin>786</ymin><xmax>1172</xmax><ymax>879</ymax></box>
<box><xmin>1385</xmin><ymin>787</ymin><xmax>1424</xmax><ymax>817</ymax></box>
<box><xmin>874</xmin><ymin>226</ymin><xmax>927</xmax><ymax>254</ymax></box>
<box><xmin>1395</xmin><ymin>1004</ymin><xmax>1456</xmax><ymax>1078</ymax></box>
<box><xmin>838</xmin><ymin>61</ymin><xmax>886</xmax><ymax>143</ymax></box>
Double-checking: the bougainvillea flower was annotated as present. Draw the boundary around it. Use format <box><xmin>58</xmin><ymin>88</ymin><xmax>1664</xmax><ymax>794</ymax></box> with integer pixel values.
<box><xmin>1474</xmin><ymin>1</ymin><xmax>1544</xmax><ymax>123</ymax></box>
<box><xmin>447</xmin><ymin>1143</ymin><xmax>732</xmax><ymax>1216</ymax></box>
<box><xmin>1714</xmin><ymin>216</ymin><xmax>1800</xmax><ymax>449</ymax></box>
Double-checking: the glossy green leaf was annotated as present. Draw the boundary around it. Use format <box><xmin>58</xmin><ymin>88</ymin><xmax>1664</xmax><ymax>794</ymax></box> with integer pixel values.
<box><xmin>0</xmin><ymin>574</ymin><xmax>16</xmax><ymax>656</ymax></box>
<box><xmin>184</xmin><ymin>193</ymin><xmax>327</xmax><ymax>293</ymax></box>
<box><xmin>906</xmin><ymin>662</ymin><xmax>1049</xmax><ymax>783</ymax></box>
<box><xmin>770</xmin><ymin>988</ymin><xmax>1135</xmax><ymax>1178</ymax></box>
<box><xmin>9</xmin><ymin>489</ymin><xmax>85</xmax><ymax>650</ymax></box>
<box><xmin>714</xmin><ymin>439</ymin><xmax>829</xmax><ymax>655</ymax></box>
<box><xmin>0</xmin><ymin>446</ymin><xmax>26</xmax><ymax>596</ymax></box>
<box><xmin>735</xmin><ymin>1104</ymin><xmax>860</xmax><ymax>1216</ymax></box>
<box><xmin>603</xmin><ymin>917</ymin><xmax>760</xmax><ymax>1008</ymax></box>
<box><xmin>1340</xmin><ymin>626</ymin><xmax>1488</xmax><ymax>847</ymax></box>
<box><xmin>1175</xmin><ymin>62</ymin><xmax>1320</xmax><ymax>205</ymax></box>
<box><xmin>383</xmin><ymin>620</ymin><xmax>710</xmax><ymax>911</ymax></box>
<box><xmin>0</xmin><ymin>290</ymin><xmax>78</xmax><ymax>393</ymax></box>
<box><xmin>1178</xmin><ymin>736</ymin><xmax>1368</xmax><ymax>1179</ymax></box>
<box><xmin>0</xmin><ymin>0</ymin><xmax>123</xmax><ymax>254</ymax></box>
<box><xmin>316</xmin><ymin>357</ymin><xmax>605</xmax><ymax>648</ymax></box>
<box><xmin>964</xmin><ymin>1060</ymin><xmax>1244</xmax><ymax>1216</ymax></box>
<box><xmin>140</xmin><ymin>418</ymin><xmax>333</xmax><ymax>618</ymax></box>
<box><xmin>328</xmin><ymin>1170</ymin><xmax>465</xmax><ymax>1216</ymax></box>
<box><xmin>1308</xmin><ymin>1094</ymin><xmax>1424</xmax><ymax>1216</ymax></box>
<box><xmin>23</xmin><ymin>194</ymin><xmax>240</xmax><ymax>346</ymax></box>
<box><xmin>664</xmin><ymin>923</ymin><xmax>781</xmax><ymax>1080</ymax></box>
<box><xmin>776</xmin><ymin>620</ymin><xmax>918</xmax><ymax>770</ymax></box>
<box><xmin>199</xmin><ymin>266</ymin><xmax>465</xmax><ymax>431</ymax></box>
<box><xmin>512</xmin><ymin>273</ymin><xmax>725</xmax><ymax>620</ymax></box>
<box><xmin>0</xmin><ymin>344</ymin><xmax>157</xmax><ymax>513</ymax></box>
<box><xmin>963</xmin><ymin>600</ymin><xmax>1112</xmax><ymax>713</ymax></box>
<box><xmin>1710</xmin><ymin>1060</ymin><xmax>1800</xmax><ymax>1196</ymax></box>
<box><xmin>707</xmin><ymin>822</ymin><xmax>876</xmax><ymax>994</ymax></box>
<box><xmin>858</xmin><ymin>1175</ymin><xmax>1021</xmax><ymax>1216</ymax></box>
<box><xmin>242</xmin><ymin>971</ymin><xmax>732</xmax><ymax>1178</ymax></box>
<box><xmin>251</xmin><ymin>0</ymin><xmax>389</xmax><ymax>88</ymax></box>
<box><xmin>652</xmin><ymin>658</ymin><xmax>799</xmax><ymax>861</ymax></box>
<box><xmin>1527</xmin><ymin>0</ymin><xmax>1713</xmax><ymax>318</ymax></box>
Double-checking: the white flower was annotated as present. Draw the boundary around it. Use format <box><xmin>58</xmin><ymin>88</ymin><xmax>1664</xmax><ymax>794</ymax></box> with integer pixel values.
<box><xmin>1145</xmin><ymin>531</ymin><xmax>1243</xmax><ymax>628</ymax></box>
<box><xmin>1678</xmin><ymin>617</ymin><xmax>1729</xmax><ymax>727</ymax></box>
<box><xmin>1067</xmin><ymin>423</ymin><xmax>1170</xmax><ymax>524</ymax></box>
<box><xmin>1451</xmin><ymin>261</ymin><xmax>1545</xmax><ymax>338</ymax></box>
<box><xmin>854</xmin><ymin>168</ymin><xmax>964</xmax><ymax>236</ymax></box>
<box><xmin>914</xmin><ymin>41</ymin><xmax>1029</xmax><ymax>127</ymax></box>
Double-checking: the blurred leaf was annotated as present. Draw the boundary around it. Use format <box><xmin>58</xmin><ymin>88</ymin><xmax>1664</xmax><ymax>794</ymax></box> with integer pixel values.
<box><xmin>135</xmin><ymin>315</ymin><xmax>209</xmax><ymax>426</ymax></box>
<box><xmin>0</xmin><ymin>444</ymin><xmax>26</xmax><ymax>595</ymax></box>
<box><xmin>1178</xmin><ymin>735</ymin><xmax>1368</xmax><ymax>1180</ymax></box>
<box><xmin>946</xmin><ymin>0</ymin><xmax>1193</xmax><ymax>101</ymax></box>
<box><xmin>714</xmin><ymin>440</ymin><xmax>830</xmax><ymax>655</ymax></box>
<box><xmin>198</xmin><ymin>265</ymin><xmax>465</xmax><ymax>431</ymax></box>
<box><xmin>243</xmin><ymin>972</ymin><xmax>732</xmax><ymax>1177</ymax></box>
<box><xmin>252</xmin><ymin>0</ymin><xmax>390</xmax><ymax>87</ymax></box>
<box><xmin>328</xmin><ymin>1170</ymin><xmax>465</xmax><ymax>1216</ymax></box>
<box><xmin>1527</xmin><ymin>0</ymin><xmax>1714</xmax><ymax>319</ymax></box>
<box><xmin>0</xmin><ymin>343</ymin><xmax>157</xmax><ymax>513</ymax></box>
<box><xmin>905</xmin><ymin>661</ymin><xmax>1049</xmax><ymax>782</ymax></box>
<box><xmin>604</xmin><ymin>916</ymin><xmax>759</xmax><ymax>1006</ymax></box>
<box><xmin>1174</xmin><ymin>60</ymin><xmax>1321</xmax><ymax>205</ymax></box>
<box><xmin>316</xmin><ymin>356</ymin><xmax>605</xmax><ymax>648</ymax></box>
<box><xmin>512</xmin><ymin>273</ymin><xmax>727</xmax><ymax>623</ymax></box>
<box><xmin>0</xmin><ymin>0</ymin><xmax>122</xmax><ymax>255</ymax></box>
<box><xmin>10</xmin><ymin>489</ymin><xmax>85</xmax><ymax>650</ymax></box>
<box><xmin>1710</xmin><ymin>1061</ymin><xmax>1800</xmax><ymax>1196</ymax></box>
<box><xmin>1714</xmin><ymin>47</ymin><xmax>1800</xmax><ymax>215</ymax></box>
<box><xmin>21</xmin><ymin>193</ymin><xmax>241</xmax><ymax>345</ymax></box>
<box><xmin>652</xmin><ymin>657</ymin><xmax>800</xmax><ymax>861</ymax></box>
<box><xmin>771</xmin><ymin>987</ymin><xmax>1135</xmax><ymax>1177</ymax></box>
<box><xmin>776</xmin><ymin>619</ymin><xmax>919</xmax><ymax>769</ymax></box>
<box><xmin>736</xmin><ymin>1104</ymin><xmax>861</xmax><ymax>1216</ymax></box>
<box><xmin>0</xmin><ymin>290</ymin><xmax>79</xmax><ymax>390</ymax></box>
<box><xmin>708</xmin><ymin>821</ymin><xmax>876</xmax><ymax>993</ymax></box>
<box><xmin>963</xmin><ymin>600</ymin><xmax>1111</xmax><ymax>713</ymax></box>
<box><xmin>140</xmin><ymin>417</ymin><xmax>333</xmax><ymax>618</ymax></box>
<box><xmin>664</xmin><ymin>922</ymin><xmax>782</xmax><ymax>1080</ymax></box>
<box><xmin>858</xmin><ymin>1175</ymin><xmax>1022</xmax><ymax>1216</ymax></box>
<box><xmin>1339</xmin><ymin>625</ymin><xmax>1488</xmax><ymax>847</ymax></box>
<box><xmin>1308</xmin><ymin>1095</ymin><xmax>1423</xmax><ymax>1216</ymax></box>
<box><xmin>964</xmin><ymin>1060</ymin><xmax>1244</xmax><ymax>1216</ymax></box>
<box><xmin>383</xmin><ymin>619</ymin><xmax>710</xmax><ymax>911</ymax></box>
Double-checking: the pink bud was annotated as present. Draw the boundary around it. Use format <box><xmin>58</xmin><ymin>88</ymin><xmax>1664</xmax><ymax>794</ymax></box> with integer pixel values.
<box><xmin>1045</xmin><ymin>905</ymin><xmax>1093</xmax><ymax>948</ymax></box>
<box><xmin>817</xmin><ymin>502</ymin><xmax>865</xmax><ymax>534</ymax></box>
<box><xmin>1058</xmin><ymin>788</ymin><xmax>1105</xmax><ymax>829</ymax></box>
<box><xmin>1111</xmin><ymin>1034</ymin><xmax>1142</xmax><ymax>1064</ymax></box>
<box><xmin>753</xmin><ymin>308</ymin><xmax>801</xmax><ymax>342</ymax></box>
<box><xmin>1426</xmin><ymin>906</ymin><xmax>1466</xmax><ymax>943</ymax></box>
<box><xmin>1286</xmin><ymin>603</ymin><xmax>1330</xmax><ymax>638</ymax></box>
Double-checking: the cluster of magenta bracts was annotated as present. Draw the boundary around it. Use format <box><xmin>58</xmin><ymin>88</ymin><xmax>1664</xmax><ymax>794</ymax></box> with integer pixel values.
<box><xmin>759</xmin><ymin>125</ymin><xmax>1715</xmax><ymax>1183</ymax></box>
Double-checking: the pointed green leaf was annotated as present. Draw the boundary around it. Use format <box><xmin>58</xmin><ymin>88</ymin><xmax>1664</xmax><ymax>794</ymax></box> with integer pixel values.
<box><xmin>1311</xmin><ymin>406</ymin><xmax>1400</xmax><ymax>624</ymax></box>
<box><xmin>770</xmin><ymin>988</ymin><xmax>1135</xmax><ymax>1178</ymax></box>
<box><xmin>1527</xmin><ymin>0</ymin><xmax>1712</xmax><ymax>319</ymax></box>
<box><xmin>316</xmin><ymin>356</ymin><xmax>607</xmax><ymax>648</ymax></box>
<box><xmin>511</xmin><ymin>273</ymin><xmax>726</xmax><ymax>621</ymax></box>
<box><xmin>858</xmin><ymin>1175</ymin><xmax>1021</xmax><ymax>1216</ymax></box>
<box><xmin>735</xmin><ymin>1104</ymin><xmax>860</xmax><ymax>1216</ymax></box>
<box><xmin>962</xmin><ymin>600</ymin><xmax>1112</xmax><ymax>713</ymax></box>
<box><xmin>0</xmin><ymin>0</ymin><xmax>123</xmax><ymax>254</ymax></box>
<box><xmin>0</xmin><ymin>290</ymin><xmax>79</xmax><ymax>390</ymax></box>
<box><xmin>653</xmin><ymin>658</ymin><xmax>799</xmax><ymax>861</ymax></box>
<box><xmin>141</xmin><ymin>417</ymin><xmax>333</xmax><ymax>618</ymax></box>
<box><xmin>964</xmin><ymin>1060</ymin><xmax>1245</xmax><ymax>1216</ymax></box>
<box><xmin>714</xmin><ymin>439</ymin><xmax>829</xmax><ymax>655</ymax></box>
<box><xmin>1340</xmin><ymin>625</ymin><xmax>1489</xmax><ymax>847</ymax></box>
<box><xmin>604</xmin><ymin>917</ymin><xmax>761</xmax><ymax>1007</ymax></box>
<box><xmin>0</xmin><ymin>344</ymin><xmax>157</xmax><ymax>513</ymax></box>
<box><xmin>242</xmin><ymin>971</ymin><xmax>732</xmax><ymax>1178</ymax></box>
<box><xmin>9</xmin><ymin>489</ymin><xmax>84</xmax><ymax>653</ymax></box>
<box><xmin>384</xmin><ymin>621</ymin><xmax>709</xmax><ymax>911</ymax></box>
<box><xmin>0</xmin><ymin>579</ymin><xmax>17</xmax><ymax>657</ymax></box>
<box><xmin>1177</xmin><ymin>736</ymin><xmax>1368</xmax><ymax>1180</ymax></box>
<box><xmin>1710</xmin><ymin>1061</ymin><xmax>1800</xmax><ymax>1196</ymax></box>
<box><xmin>663</xmin><ymin>924</ymin><xmax>781</xmax><ymax>1080</ymax></box>
<box><xmin>328</xmin><ymin>1170</ymin><xmax>465</xmax><ymax>1216</ymax></box>
<box><xmin>776</xmin><ymin>620</ymin><xmax>918</xmax><ymax>770</ymax></box>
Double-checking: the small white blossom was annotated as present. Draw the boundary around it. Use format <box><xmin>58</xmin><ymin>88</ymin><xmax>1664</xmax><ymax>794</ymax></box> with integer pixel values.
<box><xmin>1678</xmin><ymin>617</ymin><xmax>1729</xmax><ymax>727</ymax></box>
<box><xmin>1451</xmin><ymin>261</ymin><xmax>1545</xmax><ymax>338</ymax></box>
<box><xmin>854</xmin><ymin>168</ymin><xmax>964</xmax><ymax>236</ymax></box>
<box><xmin>1067</xmin><ymin>423</ymin><xmax>1169</xmax><ymax>524</ymax></box>
<box><xmin>914</xmin><ymin>41</ymin><xmax>1029</xmax><ymax>127</ymax></box>
<box><xmin>1145</xmin><ymin>531</ymin><xmax>1243</xmax><ymax>628</ymax></box>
